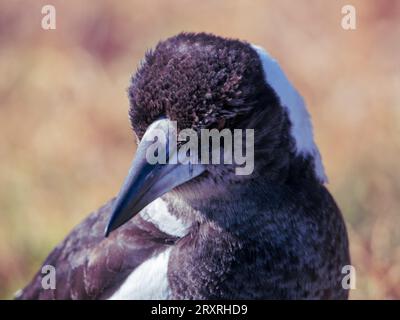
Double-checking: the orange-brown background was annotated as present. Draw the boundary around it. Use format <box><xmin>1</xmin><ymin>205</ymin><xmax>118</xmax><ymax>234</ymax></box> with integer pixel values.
<box><xmin>0</xmin><ymin>0</ymin><xmax>399</xmax><ymax>299</ymax></box>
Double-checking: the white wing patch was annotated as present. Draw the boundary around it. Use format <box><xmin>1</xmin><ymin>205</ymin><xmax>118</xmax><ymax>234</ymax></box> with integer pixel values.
<box><xmin>108</xmin><ymin>198</ymin><xmax>189</xmax><ymax>300</ymax></box>
<box><xmin>140</xmin><ymin>197</ymin><xmax>191</xmax><ymax>237</ymax></box>
<box><xmin>108</xmin><ymin>247</ymin><xmax>173</xmax><ymax>300</ymax></box>
<box><xmin>251</xmin><ymin>44</ymin><xmax>327</xmax><ymax>183</ymax></box>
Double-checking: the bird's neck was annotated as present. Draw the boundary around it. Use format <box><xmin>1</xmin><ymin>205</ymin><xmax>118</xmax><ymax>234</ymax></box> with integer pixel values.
<box><xmin>163</xmin><ymin>177</ymin><xmax>297</xmax><ymax>234</ymax></box>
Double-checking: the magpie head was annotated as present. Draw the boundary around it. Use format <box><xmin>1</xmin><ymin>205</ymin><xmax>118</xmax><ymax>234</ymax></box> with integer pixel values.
<box><xmin>105</xmin><ymin>32</ymin><xmax>326</xmax><ymax>236</ymax></box>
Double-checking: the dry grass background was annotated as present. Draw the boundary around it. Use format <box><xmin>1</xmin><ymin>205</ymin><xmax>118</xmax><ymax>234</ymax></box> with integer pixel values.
<box><xmin>0</xmin><ymin>0</ymin><xmax>399</xmax><ymax>299</ymax></box>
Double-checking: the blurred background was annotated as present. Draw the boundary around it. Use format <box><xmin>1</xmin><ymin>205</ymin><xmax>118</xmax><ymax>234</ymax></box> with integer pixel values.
<box><xmin>0</xmin><ymin>0</ymin><xmax>399</xmax><ymax>299</ymax></box>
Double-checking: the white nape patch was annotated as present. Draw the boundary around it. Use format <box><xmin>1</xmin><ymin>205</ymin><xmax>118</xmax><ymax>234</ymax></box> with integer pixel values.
<box><xmin>108</xmin><ymin>247</ymin><xmax>172</xmax><ymax>300</ymax></box>
<box><xmin>140</xmin><ymin>197</ymin><xmax>191</xmax><ymax>237</ymax></box>
<box><xmin>251</xmin><ymin>44</ymin><xmax>327</xmax><ymax>183</ymax></box>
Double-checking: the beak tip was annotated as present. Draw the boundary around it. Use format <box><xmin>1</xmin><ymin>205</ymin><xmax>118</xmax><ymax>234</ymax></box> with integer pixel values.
<box><xmin>104</xmin><ymin>223</ymin><xmax>113</xmax><ymax>238</ymax></box>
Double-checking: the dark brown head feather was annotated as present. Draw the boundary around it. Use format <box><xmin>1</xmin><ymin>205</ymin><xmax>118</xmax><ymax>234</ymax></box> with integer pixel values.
<box><xmin>128</xmin><ymin>32</ymin><xmax>278</xmax><ymax>136</ymax></box>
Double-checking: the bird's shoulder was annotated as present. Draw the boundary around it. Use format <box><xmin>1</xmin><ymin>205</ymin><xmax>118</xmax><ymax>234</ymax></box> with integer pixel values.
<box><xmin>17</xmin><ymin>198</ymin><xmax>180</xmax><ymax>300</ymax></box>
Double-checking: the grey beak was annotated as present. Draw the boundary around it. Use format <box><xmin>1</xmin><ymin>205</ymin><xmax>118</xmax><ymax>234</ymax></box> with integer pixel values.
<box><xmin>104</xmin><ymin>118</ymin><xmax>205</xmax><ymax>237</ymax></box>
